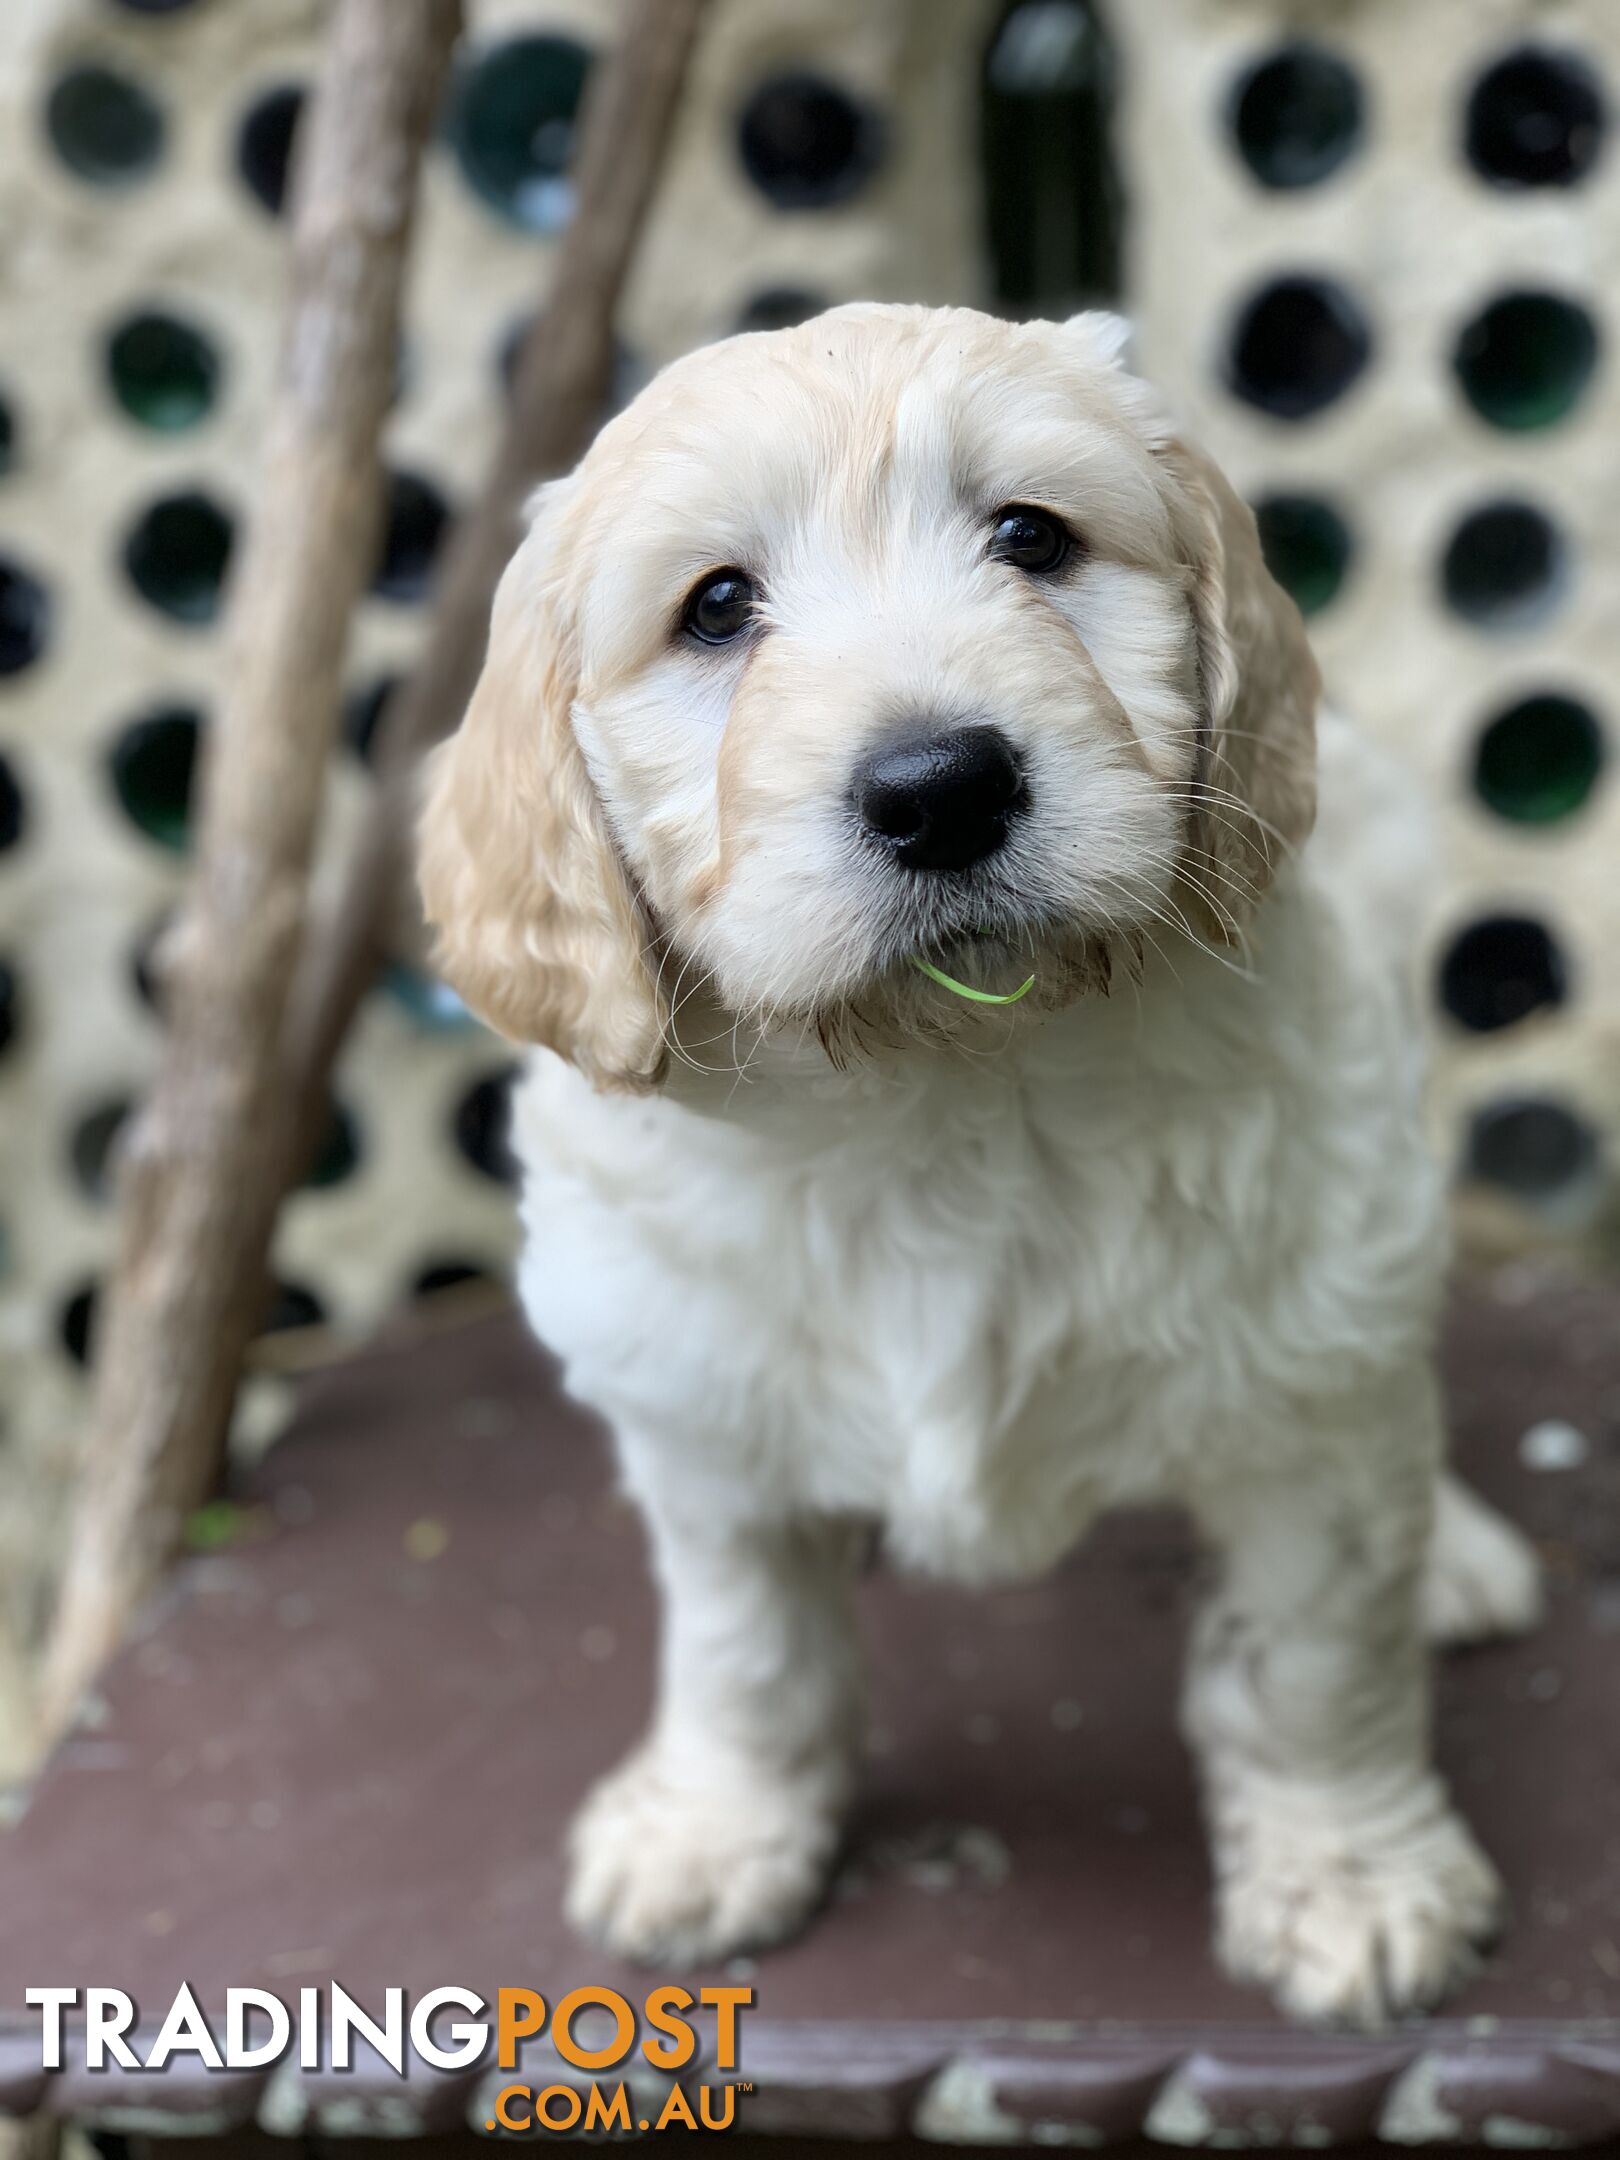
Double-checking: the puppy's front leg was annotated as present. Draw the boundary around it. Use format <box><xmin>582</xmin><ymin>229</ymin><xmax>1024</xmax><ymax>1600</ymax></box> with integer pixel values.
<box><xmin>1184</xmin><ymin>1375</ymin><xmax>1502</xmax><ymax>2027</ymax></box>
<box><xmin>566</xmin><ymin>1494</ymin><xmax>862</xmax><ymax>1965</ymax></box>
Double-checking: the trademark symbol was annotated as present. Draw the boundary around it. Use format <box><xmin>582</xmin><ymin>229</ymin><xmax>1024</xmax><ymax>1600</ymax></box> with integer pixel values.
<box><xmin>736</xmin><ymin>2081</ymin><xmax>752</xmax><ymax>2093</ymax></box>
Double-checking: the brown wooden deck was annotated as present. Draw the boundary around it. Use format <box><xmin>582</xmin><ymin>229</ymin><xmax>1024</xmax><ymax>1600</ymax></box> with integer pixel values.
<box><xmin>1</xmin><ymin>1273</ymin><xmax>1617</xmax><ymax>2148</ymax></box>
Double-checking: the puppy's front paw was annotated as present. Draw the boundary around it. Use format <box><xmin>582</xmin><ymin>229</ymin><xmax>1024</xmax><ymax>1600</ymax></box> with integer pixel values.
<box><xmin>565</xmin><ymin>1746</ymin><xmax>843</xmax><ymax>1965</ymax></box>
<box><xmin>1214</xmin><ymin>1782</ymin><xmax>1503</xmax><ymax>2027</ymax></box>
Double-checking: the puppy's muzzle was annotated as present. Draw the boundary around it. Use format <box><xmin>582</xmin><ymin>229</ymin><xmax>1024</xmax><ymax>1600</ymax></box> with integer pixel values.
<box><xmin>854</xmin><ymin>725</ymin><xmax>1028</xmax><ymax>873</ymax></box>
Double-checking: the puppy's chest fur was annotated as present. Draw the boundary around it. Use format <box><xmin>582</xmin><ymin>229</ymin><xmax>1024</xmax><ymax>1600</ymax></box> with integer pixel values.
<box><xmin>519</xmin><ymin>1089</ymin><xmax>1159</xmax><ymax>1578</ymax></box>
<box><xmin>511</xmin><ymin>886</ymin><xmax>1426</xmax><ymax>1586</ymax></box>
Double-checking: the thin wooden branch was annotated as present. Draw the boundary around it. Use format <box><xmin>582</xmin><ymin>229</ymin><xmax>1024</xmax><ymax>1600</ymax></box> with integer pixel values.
<box><xmin>0</xmin><ymin>2118</ymin><xmax>60</xmax><ymax>2160</ymax></box>
<box><xmin>0</xmin><ymin>1615</ymin><xmax>39</xmax><ymax>1779</ymax></box>
<box><xmin>40</xmin><ymin>0</ymin><xmax>464</xmax><ymax>1736</ymax></box>
<box><xmin>282</xmin><ymin>0</ymin><xmax>713</xmax><ymax>1116</ymax></box>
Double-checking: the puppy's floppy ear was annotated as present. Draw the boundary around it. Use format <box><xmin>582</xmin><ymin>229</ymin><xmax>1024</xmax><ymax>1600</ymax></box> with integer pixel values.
<box><xmin>1161</xmin><ymin>439</ymin><xmax>1320</xmax><ymax>939</ymax></box>
<box><xmin>416</xmin><ymin>483</ymin><xmax>668</xmax><ymax>1093</ymax></box>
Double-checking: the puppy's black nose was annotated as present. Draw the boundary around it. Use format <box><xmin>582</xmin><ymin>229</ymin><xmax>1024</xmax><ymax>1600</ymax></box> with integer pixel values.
<box><xmin>855</xmin><ymin>726</ymin><xmax>1027</xmax><ymax>872</ymax></box>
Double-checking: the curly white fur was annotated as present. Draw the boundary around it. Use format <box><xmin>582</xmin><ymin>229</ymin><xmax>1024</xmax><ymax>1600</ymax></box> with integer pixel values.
<box><xmin>420</xmin><ymin>305</ymin><xmax>1542</xmax><ymax>2026</ymax></box>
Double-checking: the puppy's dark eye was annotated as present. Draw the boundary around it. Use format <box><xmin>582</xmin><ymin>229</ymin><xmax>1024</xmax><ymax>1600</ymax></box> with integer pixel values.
<box><xmin>988</xmin><ymin>504</ymin><xmax>1072</xmax><ymax>574</ymax></box>
<box><xmin>684</xmin><ymin>568</ymin><xmax>758</xmax><ymax>645</ymax></box>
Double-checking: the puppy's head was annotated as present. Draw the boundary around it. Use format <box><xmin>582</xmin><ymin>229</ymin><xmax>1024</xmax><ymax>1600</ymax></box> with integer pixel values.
<box><xmin>418</xmin><ymin>304</ymin><xmax>1319</xmax><ymax>1091</ymax></box>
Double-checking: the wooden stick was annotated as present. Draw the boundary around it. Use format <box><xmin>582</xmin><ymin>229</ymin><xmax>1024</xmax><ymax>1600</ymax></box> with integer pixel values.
<box><xmin>283</xmin><ymin>0</ymin><xmax>713</xmax><ymax>1114</ymax></box>
<box><xmin>40</xmin><ymin>0</ymin><xmax>463</xmax><ymax>1735</ymax></box>
<box><xmin>0</xmin><ymin>1617</ymin><xmax>40</xmax><ymax>1781</ymax></box>
<box><xmin>0</xmin><ymin>2118</ymin><xmax>60</xmax><ymax>2160</ymax></box>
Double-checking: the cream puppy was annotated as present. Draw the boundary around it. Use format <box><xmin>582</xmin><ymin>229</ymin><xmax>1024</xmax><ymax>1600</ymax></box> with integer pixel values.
<box><xmin>418</xmin><ymin>304</ymin><xmax>1542</xmax><ymax>2026</ymax></box>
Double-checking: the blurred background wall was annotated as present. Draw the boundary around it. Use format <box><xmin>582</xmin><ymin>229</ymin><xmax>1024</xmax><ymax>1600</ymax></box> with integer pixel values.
<box><xmin>0</xmin><ymin>0</ymin><xmax>1615</xmax><ymax>1719</ymax></box>
<box><xmin>1109</xmin><ymin>0</ymin><xmax>1620</xmax><ymax>1272</ymax></box>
